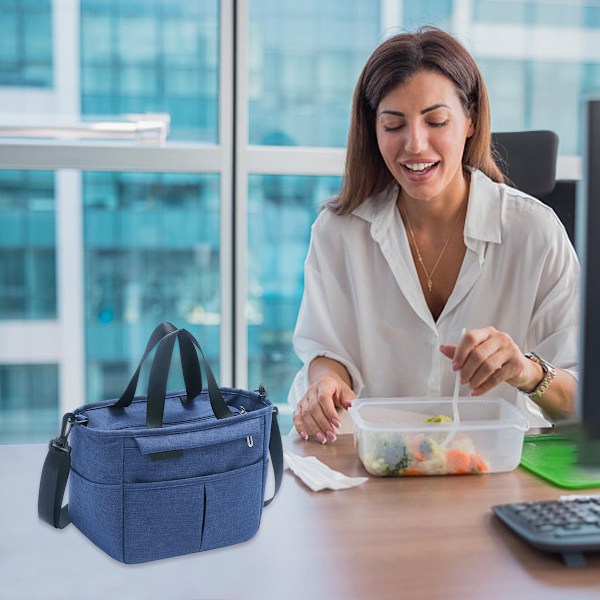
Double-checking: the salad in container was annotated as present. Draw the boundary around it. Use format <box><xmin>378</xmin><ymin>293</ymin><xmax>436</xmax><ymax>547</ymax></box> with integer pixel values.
<box><xmin>348</xmin><ymin>397</ymin><xmax>528</xmax><ymax>476</ymax></box>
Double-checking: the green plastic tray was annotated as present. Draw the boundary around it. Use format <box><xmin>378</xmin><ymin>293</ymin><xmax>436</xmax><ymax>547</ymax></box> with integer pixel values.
<box><xmin>520</xmin><ymin>434</ymin><xmax>600</xmax><ymax>489</ymax></box>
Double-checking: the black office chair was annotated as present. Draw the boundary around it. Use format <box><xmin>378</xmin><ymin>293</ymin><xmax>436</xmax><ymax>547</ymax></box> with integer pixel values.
<box><xmin>491</xmin><ymin>130</ymin><xmax>575</xmax><ymax>243</ymax></box>
<box><xmin>491</xmin><ymin>130</ymin><xmax>559</xmax><ymax>198</ymax></box>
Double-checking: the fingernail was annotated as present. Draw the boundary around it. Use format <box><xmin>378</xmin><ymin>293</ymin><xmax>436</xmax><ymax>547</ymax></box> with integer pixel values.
<box><xmin>326</xmin><ymin>430</ymin><xmax>337</xmax><ymax>442</ymax></box>
<box><xmin>452</xmin><ymin>363</ymin><xmax>459</xmax><ymax>371</ymax></box>
<box><xmin>300</xmin><ymin>431</ymin><xmax>308</xmax><ymax>441</ymax></box>
<box><xmin>332</xmin><ymin>418</ymin><xmax>341</xmax><ymax>428</ymax></box>
<box><xmin>316</xmin><ymin>433</ymin><xmax>327</xmax><ymax>444</ymax></box>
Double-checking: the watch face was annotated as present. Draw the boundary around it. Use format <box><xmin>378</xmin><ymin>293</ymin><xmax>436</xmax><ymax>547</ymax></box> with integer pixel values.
<box><xmin>528</xmin><ymin>352</ymin><xmax>554</xmax><ymax>372</ymax></box>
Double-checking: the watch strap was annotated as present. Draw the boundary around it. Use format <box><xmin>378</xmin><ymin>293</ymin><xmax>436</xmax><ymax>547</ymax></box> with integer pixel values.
<box><xmin>519</xmin><ymin>352</ymin><xmax>557</xmax><ymax>399</ymax></box>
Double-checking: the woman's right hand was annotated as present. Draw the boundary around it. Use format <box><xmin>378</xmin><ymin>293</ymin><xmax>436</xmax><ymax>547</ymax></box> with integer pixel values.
<box><xmin>293</xmin><ymin>375</ymin><xmax>355</xmax><ymax>444</ymax></box>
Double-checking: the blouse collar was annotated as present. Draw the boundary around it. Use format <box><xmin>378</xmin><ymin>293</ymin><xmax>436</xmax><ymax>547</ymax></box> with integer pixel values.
<box><xmin>352</xmin><ymin>168</ymin><xmax>503</xmax><ymax>247</ymax></box>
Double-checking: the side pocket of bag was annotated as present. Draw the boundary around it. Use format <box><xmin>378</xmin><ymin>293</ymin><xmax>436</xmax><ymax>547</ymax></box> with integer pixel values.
<box><xmin>69</xmin><ymin>469</ymin><xmax>124</xmax><ymax>563</ymax></box>
<box><xmin>123</xmin><ymin>475</ymin><xmax>205</xmax><ymax>564</ymax></box>
<box><xmin>200</xmin><ymin>460</ymin><xmax>264</xmax><ymax>551</ymax></box>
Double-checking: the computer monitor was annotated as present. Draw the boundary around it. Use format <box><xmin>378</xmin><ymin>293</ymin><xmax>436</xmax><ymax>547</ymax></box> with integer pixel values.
<box><xmin>575</xmin><ymin>98</ymin><xmax>600</xmax><ymax>467</ymax></box>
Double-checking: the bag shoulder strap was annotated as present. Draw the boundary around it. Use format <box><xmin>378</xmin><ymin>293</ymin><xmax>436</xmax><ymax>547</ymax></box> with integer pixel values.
<box><xmin>38</xmin><ymin>406</ymin><xmax>285</xmax><ymax>528</ymax></box>
<box><xmin>264</xmin><ymin>406</ymin><xmax>284</xmax><ymax>507</ymax></box>
<box><xmin>38</xmin><ymin>413</ymin><xmax>77</xmax><ymax>528</ymax></box>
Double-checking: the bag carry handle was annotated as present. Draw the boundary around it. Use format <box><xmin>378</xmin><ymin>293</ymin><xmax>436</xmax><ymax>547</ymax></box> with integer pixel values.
<box><xmin>112</xmin><ymin>322</ymin><xmax>203</xmax><ymax>410</ymax></box>
<box><xmin>145</xmin><ymin>327</ymin><xmax>233</xmax><ymax>428</ymax></box>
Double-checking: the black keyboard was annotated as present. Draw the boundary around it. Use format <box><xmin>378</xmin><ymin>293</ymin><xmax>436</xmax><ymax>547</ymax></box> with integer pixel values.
<box><xmin>492</xmin><ymin>496</ymin><xmax>600</xmax><ymax>567</ymax></box>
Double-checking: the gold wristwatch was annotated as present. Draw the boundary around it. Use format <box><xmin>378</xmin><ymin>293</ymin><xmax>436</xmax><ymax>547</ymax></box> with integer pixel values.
<box><xmin>518</xmin><ymin>352</ymin><xmax>557</xmax><ymax>400</ymax></box>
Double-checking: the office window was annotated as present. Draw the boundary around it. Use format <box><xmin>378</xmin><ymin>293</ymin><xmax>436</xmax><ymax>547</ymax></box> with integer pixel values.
<box><xmin>0</xmin><ymin>0</ymin><xmax>52</xmax><ymax>88</ymax></box>
<box><xmin>83</xmin><ymin>171</ymin><xmax>221</xmax><ymax>404</ymax></box>
<box><xmin>3</xmin><ymin>0</ymin><xmax>600</xmax><ymax>444</ymax></box>
<box><xmin>475</xmin><ymin>1</ymin><xmax>533</xmax><ymax>24</ymax></box>
<box><xmin>248</xmin><ymin>0</ymin><xmax>380</xmax><ymax>147</ymax></box>
<box><xmin>0</xmin><ymin>171</ymin><xmax>56</xmax><ymax>319</ymax></box>
<box><xmin>479</xmin><ymin>59</ymin><xmax>600</xmax><ymax>156</ymax></box>
<box><xmin>80</xmin><ymin>0</ymin><xmax>219</xmax><ymax>142</ymax></box>
<box><xmin>479</xmin><ymin>59</ymin><xmax>528</xmax><ymax>132</ymax></box>
<box><xmin>529</xmin><ymin>61</ymin><xmax>583</xmax><ymax>155</ymax></box>
<box><xmin>0</xmin><ymin>364</ymin><xmax>59</xmax><ymax>443</ymax></box>
<box><xmin>402</xmin><ymin>0</ymin><xmax>453</xmax><ymax>31</ymax></box>
<box><xmin>247</xmin><ymin>174</ymin><xmax>341</xmax><ymax>412</ymax></box>
<box><xmin>474</xmin><ymin>0</ymin><xmax>600</xmax><ymax>28</ymax></box>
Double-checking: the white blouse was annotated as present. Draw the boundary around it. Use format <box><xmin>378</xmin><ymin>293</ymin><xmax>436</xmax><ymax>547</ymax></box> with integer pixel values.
<box><xmin>288</xmin><ymin>169</ymin><xmax>580</xmax><ymax>427</ymax></box>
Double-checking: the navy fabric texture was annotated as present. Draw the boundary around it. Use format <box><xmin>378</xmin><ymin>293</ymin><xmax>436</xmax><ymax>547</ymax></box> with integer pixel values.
<box><xmin>68</xmin><ymin>387</ymin><xmax>274</xmax><ymax>564</ymax></box>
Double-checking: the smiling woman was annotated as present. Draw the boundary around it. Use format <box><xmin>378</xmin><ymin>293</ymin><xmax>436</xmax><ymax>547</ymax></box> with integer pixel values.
<box><xmin>288</xmin><ymin>27</ymin><xmax>579</xmax><ymax>444</ymax></box>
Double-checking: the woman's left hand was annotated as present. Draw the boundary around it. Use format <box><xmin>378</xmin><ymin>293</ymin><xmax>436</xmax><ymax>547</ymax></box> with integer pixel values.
<box><xmin>439</xmin><ymin>326</ymin><xmax>540</xmax><ymax>396</ymax></box>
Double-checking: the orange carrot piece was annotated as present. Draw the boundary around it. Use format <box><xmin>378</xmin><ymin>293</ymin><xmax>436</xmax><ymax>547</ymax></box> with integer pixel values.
<box><xmin>470</xmin><ymin>454</ymin><xmax>489</xmax><ymax>474</ymax></box>
<box><xmin>402</xmin><ymin>468</ymin><xmax>426</xmax><ymax>476</ymax></box>
<box><xmin>446</xmin><ymin>449</ymin><xmax>471</xmax><ymax>474</ymax></box>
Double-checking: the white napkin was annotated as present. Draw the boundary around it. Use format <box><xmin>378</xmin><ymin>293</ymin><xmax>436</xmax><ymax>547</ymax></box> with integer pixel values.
<box><xmin>284</xmin><ymin>451</ymin><xmax>368</xmax><ymax>492</ymax></box>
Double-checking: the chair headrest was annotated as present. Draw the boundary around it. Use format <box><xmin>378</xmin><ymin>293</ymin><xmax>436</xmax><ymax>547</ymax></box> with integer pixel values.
<box><xmin>492</xmin><ymin>130</ymin><xmax>559</xmax><ymax>198</ymax></box>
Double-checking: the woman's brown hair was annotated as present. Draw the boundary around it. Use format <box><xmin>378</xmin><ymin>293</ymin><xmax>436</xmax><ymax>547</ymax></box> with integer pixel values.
<box><xmin>329</xmin><ymin>26</ymin><xmax>505</xmax><ymax>215</ymax></box>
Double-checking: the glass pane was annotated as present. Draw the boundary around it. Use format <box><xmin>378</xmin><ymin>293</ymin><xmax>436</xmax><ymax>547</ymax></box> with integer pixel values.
<box><xmin>247</xmin><ymin>174</ymin><xmax>342</xmax><ymax>429</ymax></box>
<box><xmin>482</xmin><ymin>58</ymin><xmax>588</xmax><ymax>155</ymax></box>
<box><xmin>248</xmin><ymin>0</ymin><xmax>381</xmax><ymax>147</ymax></box>
<box><xmin>80</xmin><ymin>0</ymin><xmax>219</xmax><ymax>142</ymax></box>
<box><xmin>83</xmin><ymin>172</ymin><xmax>221</xmax><ymax>404</ymax></box>
<box><xmin>0</xmin><ymin>171</ymin><xmax>56</xmax><ymax>319</ymax></box>
<box><xmin>475</xmin><ymin>0</ymin><xmax>600</xmax><ymax>28</ymax></box>
<box><xmin>529</xmin><ymin>61</ymin><xmax>582</xmax><ymax>155</ymax></box>
<box><xmin>0</xmin><ymin>0</ymin><xmax>52</xmax><ymax>87</ymax></box>
<box><xmin>474</xmin><ymin>0</ymin><xmax>529</xmax><ymax>24</ymax></box>
<box><xmin>583</xmin><ymin>62</ymin><xmax>600</xmax><ymax>101</ymax></box>
<box><xmin>403</xmin><ymin>0</ymin><xmax>453</xmax><ymax>30</ymax></box>
<box><xmin>479</xmin><ymin>59</ymin><xmax>528</xmax><ymax>132</ymax></box>
<box><xmin>0</xmin><ymin>364</ymin><xmax>59</xmax><ymax>444</ymax></box>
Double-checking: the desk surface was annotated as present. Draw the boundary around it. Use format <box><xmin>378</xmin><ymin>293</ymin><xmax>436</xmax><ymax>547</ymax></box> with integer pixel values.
<box><xmin>2</xmin><ymin>438</ymin><xmax>600</xmax><ymax>600</ymax></box>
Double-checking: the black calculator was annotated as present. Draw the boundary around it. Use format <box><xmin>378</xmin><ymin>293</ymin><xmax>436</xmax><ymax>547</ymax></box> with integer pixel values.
<box><xmin>492</xmin><ymin>495</ymin><xmax>600</xmax><ymax>567</ymax></box>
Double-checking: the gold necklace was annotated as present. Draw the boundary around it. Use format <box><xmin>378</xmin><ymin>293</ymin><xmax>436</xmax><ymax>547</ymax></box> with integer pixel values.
<box><xmin>402</xmin><ymin>203</ymin><xmax>465</xmax><ymax>293</ymax></box>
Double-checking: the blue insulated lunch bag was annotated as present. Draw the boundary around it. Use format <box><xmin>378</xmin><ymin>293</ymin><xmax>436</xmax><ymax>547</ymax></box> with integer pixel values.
<box><xmin>38</xmin><ymin>323</ymin><xmax>283</xmax><ymax>564</ymax></box>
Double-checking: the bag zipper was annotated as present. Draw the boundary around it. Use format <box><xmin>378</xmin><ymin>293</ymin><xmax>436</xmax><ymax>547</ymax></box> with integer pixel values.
<box><xmin>81</xmin><ymin>388</ymin><xmax>264</xmax><ymax>432</ymax></box>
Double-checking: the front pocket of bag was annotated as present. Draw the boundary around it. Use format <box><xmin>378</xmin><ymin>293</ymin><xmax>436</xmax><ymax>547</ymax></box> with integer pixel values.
<box><xmin>124</xmin><ymin>434</ymin><xmax>263</xmax><ymax>483</ymax></box>
<box><xmin>69</xmin><ymin>469</ymin><xmax>124</xmax><ymax>562</ymax></box>
<box><xmin>123</xmin><ymin>476</ymin><xmax>205</xmax><ymax>564</ymax></box>
<box><xmin>200</xmin><ymin>460</ymin><xmax>264</xmax><ymax>551</ymax></box>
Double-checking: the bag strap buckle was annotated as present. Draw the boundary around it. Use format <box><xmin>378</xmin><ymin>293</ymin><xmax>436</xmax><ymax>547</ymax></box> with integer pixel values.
<box><xmin>50</xmin><ymin>413</ymin><xmax>88</xmax><ymax>454</ymax></box>
<box><xmin>50</xmin><ymin>437</ymin><xmax>71</xmax><ymax>455</ymax></box>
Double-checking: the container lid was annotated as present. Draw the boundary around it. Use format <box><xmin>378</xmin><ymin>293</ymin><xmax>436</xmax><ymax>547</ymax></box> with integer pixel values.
<box><xmin>349</xmin><ymin>397</ymin><xmax>528</xmax><ymax>432</ymax></box>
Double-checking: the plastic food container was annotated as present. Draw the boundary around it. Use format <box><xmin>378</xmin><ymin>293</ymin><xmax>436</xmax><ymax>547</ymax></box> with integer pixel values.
<box><xmin>348</xmin><ymin>397</ymin><xmax>528</xmax><ymax>476</ymax></box>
